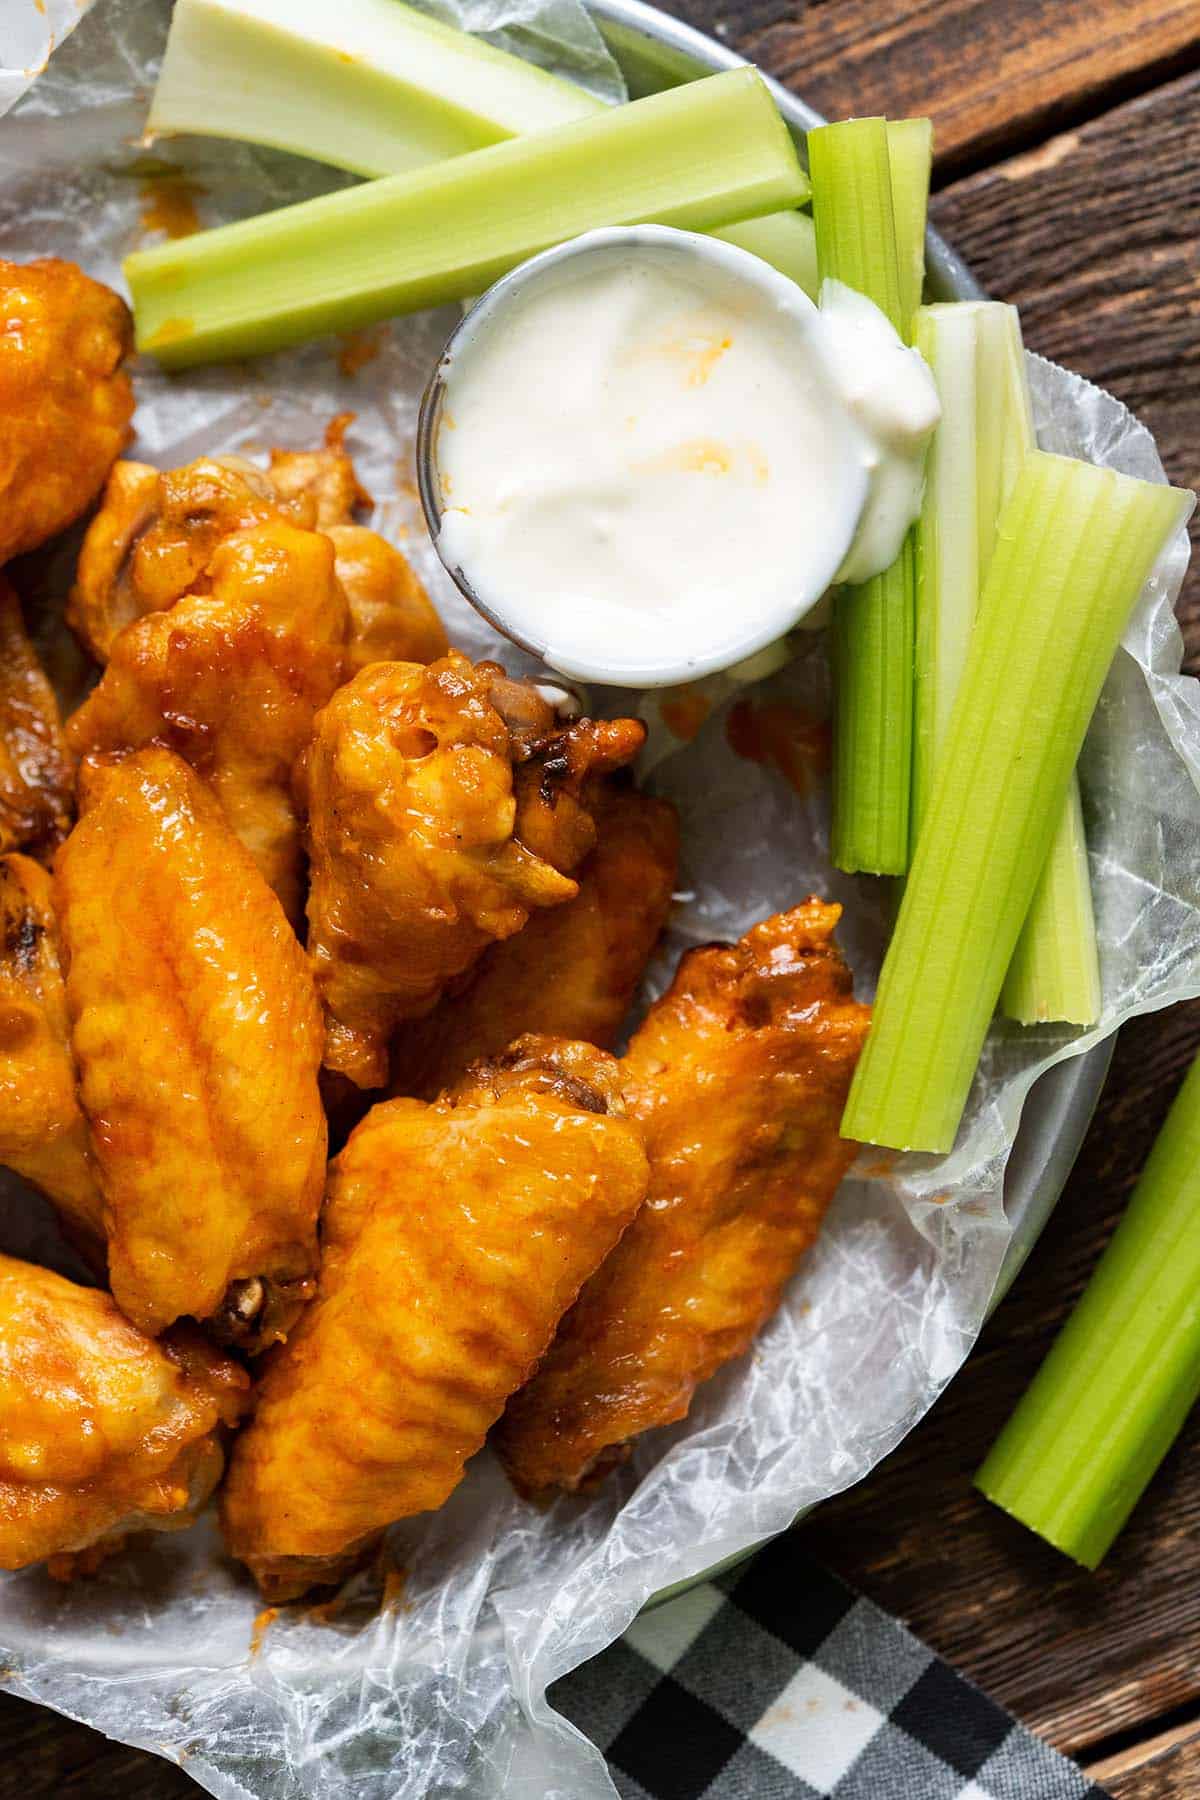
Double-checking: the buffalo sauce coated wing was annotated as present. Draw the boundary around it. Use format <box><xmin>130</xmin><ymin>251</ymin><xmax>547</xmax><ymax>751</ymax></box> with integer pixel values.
<box><xmin>303</xmin><ymin>654</ymin><xmax>644</xmax><ymax>1087</ymax></box>
<box><xmin>67</xmin><ymin>519</ymin><xmax>349</xmax><ymax>921</ymax></box>
<box><xmin>221</xmin><ymin>1037</ymin><xmax>650</xmax><ymax>1600</ymax></box>
<box><xmin>495</xmin><ymin>901</ymin><xmax>871</xmax><ymax>1495</ymax></box>
<box><xmin>68</xmin><ymin>457</ymin><xmax>285</xmax><ymax>663</ymax></box>
<box><xmin>325</xmin><ymin>524</ymin><xmax>448</xmax><ymax>672</ymax></box>
<box><xmin>55</xmin><ymin>748</ymin><xmax>327</xmax><ymax>1349</ymax></box>
<box><xmin>0</xmin><ymin>855</ymin><xmax>104</xmax><ymax>1242</ymax></box>
<box><xmin>0</xmin><ymin>577</ymin><xmax>73</xmax><ymax>860</ymax></box>
<box><xmin>69</xmin><ymin>438</ymin><xmax>445</xmax><ymax>673</ymax></box>
<box><xmin>0</xmin><ymin>1254</ymin><xmax>247</xmax><ymax>1577</ymax></box>
<box><xmin>390</xmin><ymin>785</ymin><xmax>679</xmax><ymax>1099</ymax></box>
<box><xmin>265</xmin><ymin>422</ymin><xmax>446</xmax><ymax>667</ymax></box>
<box><xmin>0</xmin><ymin>258</ymin><xmax>133</xmax><ymax>564</ymax></box>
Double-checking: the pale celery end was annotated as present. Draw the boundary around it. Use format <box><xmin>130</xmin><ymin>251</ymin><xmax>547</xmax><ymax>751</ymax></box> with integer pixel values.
<box><xmin>843</xmin><ymin>451</ymin><xmax>1193</xmax><ymax>1154</ymax></box>
<box><xmin>149</xmin><ymin>0</ymin><xmax>605</xmax><ymax>178</ymax></box>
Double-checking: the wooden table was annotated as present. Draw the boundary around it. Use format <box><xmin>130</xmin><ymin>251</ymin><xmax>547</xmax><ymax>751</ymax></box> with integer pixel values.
<box><xmin>3</xmin><ymin>1</ymin><xmax>1198</xmax><ymax>1794</ymax></box>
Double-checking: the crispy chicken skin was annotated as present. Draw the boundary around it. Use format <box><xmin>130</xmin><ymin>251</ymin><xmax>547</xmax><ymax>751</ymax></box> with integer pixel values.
<box><xmin>0</xmin><ymin>577</ymin><xmax>73</xmax><ymax>860</ymax></box>
<box><xmin>67</xmin><ymin>519</ymin><xmax>349</xmax><ymax>921</ymax></box>
<box><xmin>0</xmin><ymin>1254</ymin><xmax>247</xmax><ymax>1578</ymax></box>
<box><xmin>0</xmin><ymin>258</ymin><xmax>133</xmax><ymax>565</ymax></box>
<box><xmin>55</xmin><ymin>748</ymin><xmax>327</xmax><ymax>1349</ymax></box>
<box><xmin>390</xmin><ymin>786</ymin><xmax>679</xmax><ymax>1100</ymax></box>
<box><xmin>269</xmin><ymin>421</ymin><xmax>449</xmax><ymax>667</ymax></box>
<box><xmin>221</xmin><ymin>1037</ymin><xmax>650</xmax><ymax>1600</ymax></box>
<box><xmin>265</xmin><ymin>418</ymin><xmax>368</xmax><ymax>528</ymax></box>
<box><xmin>304</xmin><ymin>653</ymin><xmax>645</xmax><ymax>1088</ymax></box>
<box><xmin>67</xmin><ymin>456</ymin><xmax>284</xmax><ymax>664</ymax></box>
<box><xmin>69</xmin><ymin>435</ymin><xmax>445</xmax><ymax>673</ymax></box>
<box><xmin>495</xmin><ymin>902</ymin><xmax>871</xmax><ymax>1496</ymax></box>
<box><xmin>0</xmin><ymin>855</ymin><xmax>104</xmax><ymax>1242</ymax></box>
<box><xmin>326</xmin><ymin>524</ymin><xmax>448</xmax><ymax>672</ymax></box>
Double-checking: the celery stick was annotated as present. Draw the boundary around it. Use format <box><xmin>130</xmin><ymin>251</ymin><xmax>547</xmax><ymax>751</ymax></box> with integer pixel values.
<box><xmin>1002</xmin><ymin>776</ymin><xmax>1101</xmax><ymax>1024</ymax></box>
<box><xmin>148</xmin><ymin>0</ymin><xmax>812</xmax><ymax>294</ymax></box>
<box><xmin>830</xmin><ymin>551</ymin><xmax>914</xmax><ymax>875</ymax></box>
<box><xmin>913</xmin><ymin>301</ymin><xmax>1101</xmax><ymax>1025</ymax></box>
<box><xmin>713</xmin><ymin>210</ymin><xmax>818</xmax><ymax>298</ymax></box>
<box><xmin>885</xmin><ymin>117</ymin><xmax>932</xmax><ymax>333</ymax></box>
<box><xmin>126</xmin><ymin>69</ymin><xmax>808</xmax><ymax>368</ymax></box>
<box><xmin>978</xmin><ymin>1051</ymin><xmax>1200</xmax><ymax>1566</ymax></box>
<box><xmin>148</xmin><ymin>0</ymin><xmax>603</xmax><ymax>177</ymax></box>
<box><xmin>912</xmin><ymin>303</ymin><xmax>981</xmax><ymax>834</ymax></box>
<box><xmin>809</xmin><ymin>119</ymin><xmax>904</xmax><ymax>333</ymax></box>
<box><xmin>810</xmin><ymin>117</ymin><xmax>922</xmax><ymax>875</ymax></box>
<box><xmin>842</xmin><ymin>451</ymin><xmax>1192</xmax><ymax>1154</ymax></box>
<box><xmin>989</xmin><ymin>324</ymin><xmax>1100</xmax><ymax>1024</ymax></box>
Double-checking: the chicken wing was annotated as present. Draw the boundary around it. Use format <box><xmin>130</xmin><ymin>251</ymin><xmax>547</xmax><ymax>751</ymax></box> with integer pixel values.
<box><xmin>325</xmin><ymin>524</ymin><xmax>448</xmax><ymax>672</ymax></box>
<box><xmin>495</xmin><ymin>901</ymin><xmax>870</xmax><ymax>1495</ymax></box>
<box><xmin>70</xmin><ymin>435</ymin><xmax>445</xmax><ymax>673</ymax></box>
<box><xmin>304</xmin><ymin>654</ymin><xmax>645</xmax><ymax>1086</ymax></box>
<box><xmin>268</xmin><ymin>419</ymin><xmax>447</xmax><ymax>667</ymax></box>
<box><xmin>67</xmin><ymin>519</ymin><xmax>349</xmax><ymax>921</ymax></box>
<box><xmin>56</xmin><ymin>747</ymin><xmax>327</xmax><ymax>1348</ymax></box>
<box><xmin>0</xmin><ymin>258</ymin><xmax>133</xmax><ymax>564</ymax></box>
<box><xmin>67</xmin><ymin>456</ymin><xmax>283</xmax><ymax>663</ymax></box>
<box><xmin>221</xmin><ymin>1036</ymin><xmax>650</xmax><ymax>1600</ymax></box>
<box><xmin>0</xmin><ymin>577</ymin><xmax>73</xmax><ymax>859</ymax></box>
<box><xmin>0</xmin><ymin>1254</ymin><xmax>247</xmax><ymax>1578</ymax></box>
<box><xmin>0</xmin><ymin>854</ymin><xmax>103</xmax><ymax>1243</ymax></box>
<box><xmin>389</xmin><ymin>786</ymin><xmax>679</xmax><ymax>1099</ymax></box>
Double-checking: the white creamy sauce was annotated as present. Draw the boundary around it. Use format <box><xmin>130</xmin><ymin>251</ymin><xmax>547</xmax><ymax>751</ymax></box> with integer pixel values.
<box><xmin>434</xmin><ymin>227</ymin><xmax>939</xmax><ymax>686</ymax></box>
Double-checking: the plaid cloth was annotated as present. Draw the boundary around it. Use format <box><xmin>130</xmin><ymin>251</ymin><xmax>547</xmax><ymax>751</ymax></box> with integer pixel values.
<box><xmin>552</xmin><ymin>1537</ymin><xmax>1110</xmax><ymax>1800</ymax></box>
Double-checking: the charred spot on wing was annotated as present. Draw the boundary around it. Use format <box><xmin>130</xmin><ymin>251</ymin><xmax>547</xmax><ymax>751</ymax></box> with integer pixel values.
<box><xmin>3</xmin><ymin>906</ymin><xmax>45</xmax><ymax>972</ymax></box>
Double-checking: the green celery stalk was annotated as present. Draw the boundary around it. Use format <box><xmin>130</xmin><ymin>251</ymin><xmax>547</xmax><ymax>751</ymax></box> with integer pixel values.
<box><xmin>809</xmin><ymin>119</ymin><xmax>903</xmax><ymax>332</ymax></box>
<box><xmin>842</xmin><ymin>450</ymin><xmax>1192</xmax><ymax>1154</ymax></box>
<box><xmin>912</xmin><ymin>302</ymin><xmax>982</xmax><ymax>834</ymax></box>
<box><xmin>1002</xmin><ymin>776</ymin><xmax>1100</xmax><ymax>1024</ymax></box>
<box><xmin>148</xmin><ymin>0</ymin><xmax>812</xmax><ymax>294</ymax></box>
<box><xmin>978</xmin><ymin>1051</ymin><xmax>1200</xmax><ymax>1566</ymax></box>
<box><xmin>913</xmin><ymin>300</ymin><xmax>1101</xmax><ymax>1025</ymax></box>
<box><xmin>990</xmin><ymin>313</ymin><xmax>1100</xmax><ymax>1024</ymax></box>
<box><xmin>126</xmin><ymin>69</ymin><xmax>809</xmax><ymax>368</ymax></box>
<box><xmin>830</xmin><ymin>552</ymin><xmax>915</xmax><ymax>875</ymax></box>
<box><xmin>148</xmin><ymin>0</ymin><xmax>605</xmax><ymax>176</ymax></box>
<box><xmin>713</xmin><ymin>210</ymin><xmax>818</xmax><ymax>298</ymax></box>
<box><xmin>810</xmin><ymin>117</ymin><xmax>928</xmax><ymax>875</ymax></box>
<box><xmin>885</xmin><ymin>117</ymin><xmax>932</xmax><ymax>333</ymax></box>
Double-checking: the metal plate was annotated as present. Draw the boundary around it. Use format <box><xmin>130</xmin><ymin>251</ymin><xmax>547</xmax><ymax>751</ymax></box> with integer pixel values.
<box><xmin>585</xmin><ymin>0</ymin><xmax>1114</xmax><ymax>1600</ymax></box>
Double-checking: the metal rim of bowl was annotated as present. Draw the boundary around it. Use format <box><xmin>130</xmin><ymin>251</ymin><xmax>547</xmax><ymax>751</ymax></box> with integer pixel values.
<box><xmin>582</xmin><ymin>0</ymin><xmax>1114</xmax><ymax>1606</ymax></box>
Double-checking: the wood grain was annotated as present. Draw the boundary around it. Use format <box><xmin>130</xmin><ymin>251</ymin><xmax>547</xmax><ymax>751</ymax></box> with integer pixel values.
<box><xmin>0</xmin><ymin>1696</ymin><xmax>193</xmax><ymax>1800</ymax></box>
<box><xmin>931</xmin><ymin>71</ymin><xmax>1200</xmax><ymax>640</ymax></box>
<box><xmin>1097</xmin><ymin>1719</ymin><xmax>1200</xmax><ymax>1793</ymax></box>
<box><xmin>709</xmin><ymin>0</ymin><xmax>1200</xmax><ymax>176</ymax></box>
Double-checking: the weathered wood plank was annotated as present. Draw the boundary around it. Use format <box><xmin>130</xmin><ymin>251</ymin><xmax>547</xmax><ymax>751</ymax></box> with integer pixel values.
<box><xmin>0</xmin><ymin>1692</ymin><xmax>193</xmax><ymax>1799</ymax></box>
<box><xmin>931</xmin><ymin>72</ymin><xmax>1200</xmax><ymax>647</ymax></box>
<box><xmin>714</xmin><ymin>0</ymin><xmax>1200</xmax><ymax>174</ymax></box>
<box><xmin>1102</xmin><ymin>1726</ymin><xmax>1200</xmax><ymax>1799</ymax></box>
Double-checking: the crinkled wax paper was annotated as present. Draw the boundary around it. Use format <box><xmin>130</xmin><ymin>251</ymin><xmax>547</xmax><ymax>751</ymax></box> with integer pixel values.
<box><xmin>0</xmin><ymin>2</ymin><xmax>1196</xmax><ymax>1795</ymax></box>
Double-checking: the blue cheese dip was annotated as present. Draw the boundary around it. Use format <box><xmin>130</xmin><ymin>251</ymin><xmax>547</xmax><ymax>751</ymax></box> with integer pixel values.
<box><xmin>428</xmin><ymin>225</ymin><xmax>938</xmax><ymax>687</ymax></box>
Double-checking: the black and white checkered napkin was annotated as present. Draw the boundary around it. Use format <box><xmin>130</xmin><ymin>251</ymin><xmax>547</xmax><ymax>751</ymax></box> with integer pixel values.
<box><xmin>552</xmin><ymin>1536</ymin><xmax>1110</xmax><ymax>1800</ymax></box>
